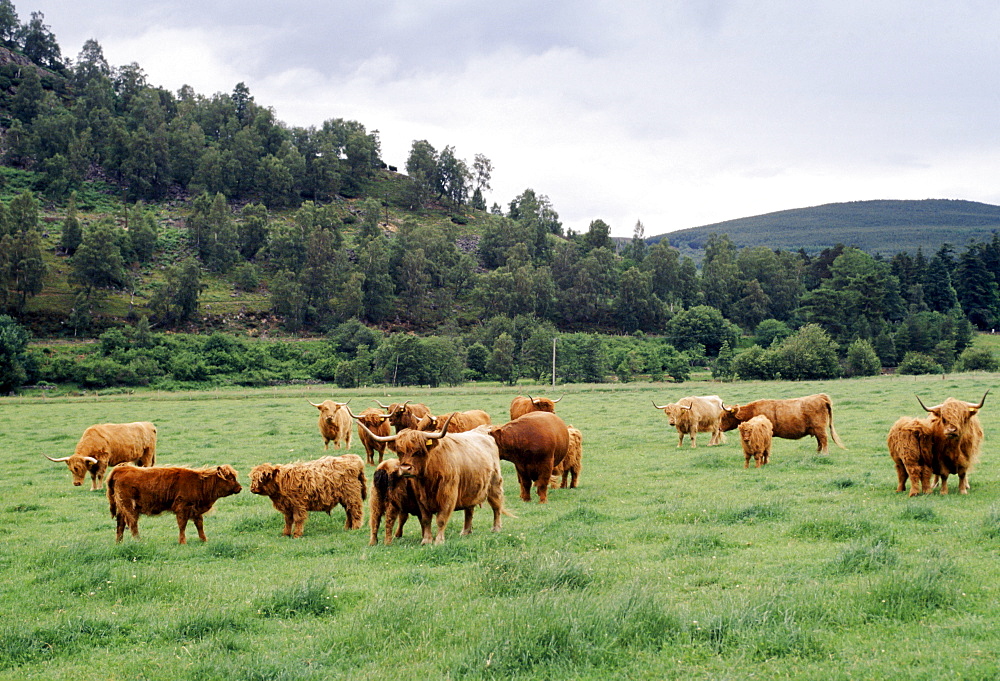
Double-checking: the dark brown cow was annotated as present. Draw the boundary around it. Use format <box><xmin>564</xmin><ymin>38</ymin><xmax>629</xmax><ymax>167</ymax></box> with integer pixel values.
<box><xmin>107</xmin><ymin>464</ymin><xmax>242</xmax><ymax>544</ymax></box>
<box><xmin>488</xmin><ymin>411</ymin><xmax>569</xmax><ymax>504</ymax></box>
<box><xmin>509</xmin><ymin>395</ymin><xmax>561</xmax><ymax>421</ymax></box>
<box><xmin>376</xmin><ymin>400</ymin><xmax>432</xmax><ymax>433</ymax></box>
<box><xmin>417</xmin><ymin>409</ymin><xmax>491</xmax><ymax>433</ymax></box>
<box><xmin>357</xmin><ymin>416</ymin><xmax>508</xmax><ymax>544</ymax></box>
<box><xmin>722</xmin><ymin>393</ymin><xmax>845</xmax><ymax>455</ymax></box>
<box><xmin>46</xmin><ymin>421</ymin><xmax>157</xmax><ymax>490</ymax></box>
<box><xmin>354</xmin><ymin>407</ymin><xmax>392</xmax><ymax>465</ymax></box>
<box><xmin>368</xmin><ymin>458</ymin><xmax>420</xmax><ymax>546</ymax></box>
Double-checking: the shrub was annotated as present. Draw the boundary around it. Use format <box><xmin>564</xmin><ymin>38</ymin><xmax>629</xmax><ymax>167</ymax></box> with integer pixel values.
<box><xmin>897</xmin><ymin>351</ymin><xmax>944</xmax><ymax>375</ymax></box>
<box><xmin>845</xmin><ymin>338</ymin><xmax>881</xmax><ymax>377</ymax></box>
<box><xmin>955</xmin><ymin>346</ymin><xmax>999</xmax><ymax>372</ymax></box>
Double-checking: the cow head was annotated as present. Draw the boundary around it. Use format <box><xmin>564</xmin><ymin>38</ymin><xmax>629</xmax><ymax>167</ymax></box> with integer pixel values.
<box><xmin>372</xmin><ymin>459</ymin><xmax>405</xmax><ymax>497</ymax></box>
<box><xmin>249</xmin><ymin>463</ymin><xmax>280</xmax><ymax>496</ymax></box>
<box><xmin>45</xmin><ymin>453</ymin><xmax>99</xmax><ymax>486</ymax></box>
<box><xmin>916</xmin><ymin>391</ymin><xmax>988</xmax><ymax>439</ymax></box>
<box><xmin>357</xmin><ymin>413</ymin><xmax>454</xmax><ymax>477</ymax></box>
<box><xmin>212</xmin><ymin>464</ymin><xmax>242</xmax><ymax>497</ymax></box>
<box><xmin>652</xmin><ymin>400</ymin><xmax>691</xmax><ymax>426</ymax></box>
<box><xmin>311</xmin><ymin>400</ymin><xmax>349</xmax><ymax>425</ymax></box>
<box><xmin>417</xmin><ymin>414</ymin><xmax>448</xmax><ymax>431</ymax></box>
<box><xmin>528</xmin><ymin>395</ymin><xmax>560</xmax><ymax>412</ymax></box>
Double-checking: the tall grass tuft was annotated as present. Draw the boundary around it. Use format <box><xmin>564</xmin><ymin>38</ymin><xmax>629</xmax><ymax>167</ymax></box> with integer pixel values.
<box><xmin>980</xmin><ymin>505</ymin><xmax>1000</xmax><ymax>539</ymax></box>
<box><xmin>828</xmin><ymin>537</ymin><xmax>899</xmax><ymax>574</ymax></box>
<box><xmin>257</xmin><ymin>579</ymin><xmax>356</xmax><ymax>618</ymax></box>
<box><xmin>717</xmin><ymin>502</ymin><xmax>786</xmax><ymax>524</ymax></box>
<box><xmin>480</xmin><ymin>552</ymin><xmax>594</xmax><ymax>597</ymax></box>
<box><xmin>901</xmin><ymin>505</ymin><xmax>941</xmax><ymax>523</ymax></box>
<box><xmin>0</xmin><ymin>618</ymin><xmax>125</xmax><ymax>670</ymax></box>
<box><xmin>862</xmin><ymin>562</ymin><xmax>960</xmax><ymax>621</ymax></box>
<box><xmin>791</xmin><ymin>517</ymin><xmax>884</xmax><ymax>541</ymax></box>
<box><xmin>171</xmin><ymin>612</ymin><xmax>254</xmax><ymax>642</ymax></box>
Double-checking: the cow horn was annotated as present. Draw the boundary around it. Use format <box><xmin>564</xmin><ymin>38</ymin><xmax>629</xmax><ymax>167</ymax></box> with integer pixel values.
<box><xmin>652</xmin><ymin>400</ymin><xmax>670</xmax><ymax>410</ymax></box>
<box><xmin>915</xmin><ymin>395</ymin><xmax>939</xmax><ymax>413</ymax></box>
<box><xmin>375</xmin><ymin>399</ymin><xmax>390</xmax><ymax>409</ymax></box>
<box><xmin>345</xmin><ymin>405</ymin><xmax>361</xmax><ymax>420</ymax></box>
<box><xmin>551</xmin><ymin>396</ymin><xmax>562</xmax><ymax>403</ymax></box>
<box><xmin>528</xmin><ymin>395</ymin><xmax>538</xmax><ymax>404</ymax></box>
<box><xmin>680</xmin><ymin>404</ymin><xmax>693</xmax><ymax>411</ymax></box>
<box><xmin>334</xmin><ymin>400</ymin><xmax>351</xmax><ymax>406</ymax></box>
<box><xmin>972</xmin><ymin>389</ymin><xmax>990</xmax><ymax>411</ymax></box>
<box><xmin>83</xmin><ymin>456</ymin><xmax>99</xmax><ymax>465</ymax></box>
<box><xmin>45</xmin><ymin>455</ymin><xmax>71</xmax><ymax>463</ymax></box>
<box><xmin>309</xmin><ymin>401</ymin><xmax>322</xmax><ymax>408</ymax></box>
<box><xmin>425</xmin><ymin>412</ymin><xmax>455</xmax><ymax>440</ymax></box>
<box><xmin>357</xmin><ymin>420</ymin><xmax>399</xmax><ymax>443</ymax></box>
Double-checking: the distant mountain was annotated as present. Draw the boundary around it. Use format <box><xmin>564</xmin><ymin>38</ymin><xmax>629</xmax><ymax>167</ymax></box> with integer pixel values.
<box><xmin>648</xmin><ymin>199</ymin><xmax>1000</xmax><ymax>257</ymax></box>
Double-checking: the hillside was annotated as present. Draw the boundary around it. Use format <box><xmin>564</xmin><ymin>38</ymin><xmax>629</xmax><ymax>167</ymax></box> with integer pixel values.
<box><xmin>649</xmin><ymin>199</ymin><xmax>1000</xmax><ymax>257</ymax></box>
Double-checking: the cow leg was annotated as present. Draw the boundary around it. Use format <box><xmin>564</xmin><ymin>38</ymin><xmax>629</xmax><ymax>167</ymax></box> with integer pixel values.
<box><xmin>676</xmin><ymin>431</ymin><xmax>684</xmax><ymax>448</ymax></box>
<box><xmin>918</xmin><ymin>467</ymin><xmax>934</xmax><ymax>495</ymax></box>
<box><xmin>516</xmin><ymin>470</ymin><xmax>533</xmax><ymax>502</ymax></box>
<box><xmin>396</xmin><ymin>512</ymin><xmax>408</xmax><ymax>538</ymax></box>
<box><xmin>433</xmin><ymin>508</ymin><xmax>454</xmax><ymax>544</ymax></box>
<box><xmin>461</xmin><ymin>508</ymin><xmax>474</xmax><ymax>535</ymax></box>
<box><xmin>176</xmin><ymin>512</ymin><xmax>189</xmax><ymax>544</ymax></box>
<box><xmin>938</xmin><ymin>474</ymin><xmax>950</xmax><ymax>495</ymax></box>
<box><xmin>383</xmin><ymin>507</ymin><xmax>399</xmax><ymax>546</ymax></box>
<box><xmin>192</xmin><ymin>514</ymin><xmax>207</xmax><ymax>542</ymax></box>
<box><xmin>690</xmin><ymin>431</ymin><xmax>697</xmax><ymax>448</ymax></box>
<box><xmin>418</xmin><ymin>511</ymin><xmax>434</xmax><ymax>545</ymax></box>
<box><xmin>291</xmin><ymin>509</ymin><xmax>307</xmax><ymax>538</ymax></box>
<box><xmin>343</xmin><ymin>498</ymin><xmax>363</xmax><ymax>530</ymax></box>
<box><xmin>958</xmin><ymin>473</ymin><xmax>970</xmax><ymax>494</ymax></box>
<box><xmin>894</xmin><ymin>462</ymin><xmax>909</xmax><ymax>492</ymax></box>
<box><xmin>744</xmin><ymin>453</ymin><xmax>751</xmax><ymax>468</ymax></box>
<box><xmin>815</xmin><ymin>431</ymin><xmax>829</xmax><ymax>455</ymax></box>
<box><xmin>92</xmin><ymin>461</ymin><xmax>109</xmax><ymax>490</ymax></box>
<box><xmin>115</xmin><ymin>515</ymin><xmax>126</xmax><ymax>543</ymax></box>
<box><xmin>536</xmin><ymin>472</ymin><xmax>552</xmax><ymax>504</ymax></box>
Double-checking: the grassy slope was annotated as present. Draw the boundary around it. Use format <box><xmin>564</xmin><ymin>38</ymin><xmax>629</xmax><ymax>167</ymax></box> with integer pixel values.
<box><xmin>3</xmin><ymin>374</ymin><xmax>1000</xmax><ymax>679</ymax></box>
<box><xmin>650</xmin><ymin>198</ymin><xmax>1000</xmax><ymax>258</ymax></box>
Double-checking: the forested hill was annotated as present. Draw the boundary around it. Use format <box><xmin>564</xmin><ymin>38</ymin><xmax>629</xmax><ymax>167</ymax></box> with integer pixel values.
<box><xmin>650</xmin><ymin>199</ymin><xmax>1000</xmax><ymax>257</ymax></box>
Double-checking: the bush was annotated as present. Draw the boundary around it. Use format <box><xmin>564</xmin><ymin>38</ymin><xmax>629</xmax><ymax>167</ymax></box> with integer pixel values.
<box><xmin>845</xmin><ymin>338</ymin><xmax>881</xmax><ymax>377</ymax></box>
<box><xmin>232</xmin><ymin>263</ymin><xmax>260</xmax><ymax>292</ymax></box>
<box><xmin>897</xmin><ymin>351</ymin><xmax>944</xmax><ymax>375</ymax></box>
<box><xmin>955</xmin><ymin>346</ymin><xmax>999</xmax><ymax>372</ymax></box>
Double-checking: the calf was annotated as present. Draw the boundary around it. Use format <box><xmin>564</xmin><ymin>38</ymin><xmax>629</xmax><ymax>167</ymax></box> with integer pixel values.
<box><xmin>739</xmin><ymin>414</ymin><xmax>773</xmax><ymax>468</ymax></box>
<box><xmin>887</xmin><ymin>416</ymin><xmax>936</xmax><ymax>496</ymax></box>
<box><xmin>107</xmin><ymin>464</ymin><xmax>242</xmax><ymax>544</ymax></box>
<box><xmin>369</xmin><ymin>458</ymin><xmax>420</xmax><ymax>546</ymax></box>
<box><xmin>354</xmin><ymin>407</ymin><xmax>392</xmax><ymax>465</ymax></box>
<box><xmin>551</xmin><ymin>426</ymin><xmax>582</xmax><ymax>489</ymax></box>
<box><xmin>250</xmin><ymin>454</ymin><xmax>367</xmax><ymax>537</ymax></box>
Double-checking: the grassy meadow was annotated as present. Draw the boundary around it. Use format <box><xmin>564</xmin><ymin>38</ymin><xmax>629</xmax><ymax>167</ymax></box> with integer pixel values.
<box><xmin>3</xmin><ymin>375</ymin><xmax>1000</xmax><ymax>680</ymax></box>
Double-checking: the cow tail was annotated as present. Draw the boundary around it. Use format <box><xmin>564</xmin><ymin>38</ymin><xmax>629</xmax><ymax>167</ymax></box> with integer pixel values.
<box><xmin>828</xmin><ymin>400</ymin><xmax>847</xmax><ymax>450</ymax></box>
<box><xmin>359</xmin><ymin>468</ymin><xmax>368</xmax><ymax>501</ymax></box>
<box><xmin>107</xmin><ymin>469</ymin><xmax>118</xmax><ymax>518</ymax></box>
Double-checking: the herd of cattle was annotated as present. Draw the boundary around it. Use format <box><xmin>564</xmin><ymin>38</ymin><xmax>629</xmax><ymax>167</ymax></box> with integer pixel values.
<box><xmin>43</xmin><ymin>390</ymin><xmax>988</xmax><ymax>545</ymax></box>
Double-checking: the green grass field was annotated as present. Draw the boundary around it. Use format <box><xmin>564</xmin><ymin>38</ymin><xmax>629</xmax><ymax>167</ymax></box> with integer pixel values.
<box><xmin>3</xmin><ymin>375</ymin><xmax>1000</xmax><ymax>680</ymax></box>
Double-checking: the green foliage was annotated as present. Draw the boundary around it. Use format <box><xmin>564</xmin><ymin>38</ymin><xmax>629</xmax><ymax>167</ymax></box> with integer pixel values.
<box><xmin>845</xmin><ymin>338</ymin><xmax>881</xmax><ymax>377</ymax></box>
<box><xmin>666</xmin><ymin>305</ymin><xmax>740</xmax><ymax>356</ymax></box>
<box><xmin>955</xmin><ymin>345</ymin><xmax>999</xmax><ymax>372</ymax></box>
<box><xmin>897</xmin><ymin>351</ymin><xmax>945</xmax><ymax>375</ymax></box>
<box><xmin>0</xmin><ymin>314</ymin><xmax>30</xmax><ymax>393</ymax></box>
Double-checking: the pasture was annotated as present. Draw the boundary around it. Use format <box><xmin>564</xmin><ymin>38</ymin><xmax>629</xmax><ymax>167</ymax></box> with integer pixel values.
<box><xmin>3</xmin><ymin>375</ymin><xmax>1000</xmax><ymax>680</ymax></box>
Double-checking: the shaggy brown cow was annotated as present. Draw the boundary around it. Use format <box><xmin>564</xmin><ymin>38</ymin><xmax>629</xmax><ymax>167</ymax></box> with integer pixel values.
<box><xmin>107</xmin><ymin>464</ymin><xmax>241</xmax><ymax>544</ymax></box>
<box><xmin>357</xmin><ymin>417</ymin><xmax>508</xmax><ymax>544</ymax></box>
<box><xmin>488</xmin><ymin>411</ymin><xmax>569</xmax><ymax>504</ymax></box>
<box><xmin>722</xmin><ymin>393</ymin><xmax>845</xmax><ymax>455</ymax></box>
<box><xmin>914</xmin><ymin>392</ymin><xmax>987</xmax><ymax>494</ymax></box>
<box><xmin>509</xmin><ymin>395</ymin><xmax>561</xmax><ymax>421</ymax></box>
<box><xmin>739</xmin><ymin>415</ymin><xmax>773</xmax><ymax>468</ymax></box>
<box><xmin>46</xmin><ymin>421</ymin><xmax>157</xmax><ymax>490</ymax></box>
<box><xmin>887</xmin><ymin>416</ymin><xmax>937</xmax><ymax>496</ymax></box>
<box><xmin>551</xmin><ymin>425</ymin><xmax>582</xmax><ymax>489</ymax></box>
<box><xmin>376</xmin><ymin>400</ymin><xmax>433</xmax><ymax>433</ymax></box>
<box><xmin>353</xmin><ymin>407</ymin><xmax>392</xmax><ymax>465</ymax></box>
<box><xmin>417</xmin><ymin>409</ymin><xmax>491</xmax><ymax>433</ymax></box>
<box><xmin>368</xmin><ymin>458</ymin><xmax>420</xmax><ymax>546</ymax></box>
<box><xmin>311</xmin><ymin>400</ymin><xmax>352</xmax><ymax>450</ymax></box>
<box><xmin>652</xmin><ymin>395</ymin><xmax>727</xmax><ymax>448</ymax></box>
<box><xmin>250</xmin><ymin>454</ymin><xmax>367</xmax><ymax>537</ymax></box>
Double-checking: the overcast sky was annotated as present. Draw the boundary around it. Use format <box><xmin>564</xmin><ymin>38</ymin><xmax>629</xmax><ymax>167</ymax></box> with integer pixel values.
<box><xmin>28</xmin><ymin>0</ymin><xmax>1000</xmax><ymax>237</ymax></box>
